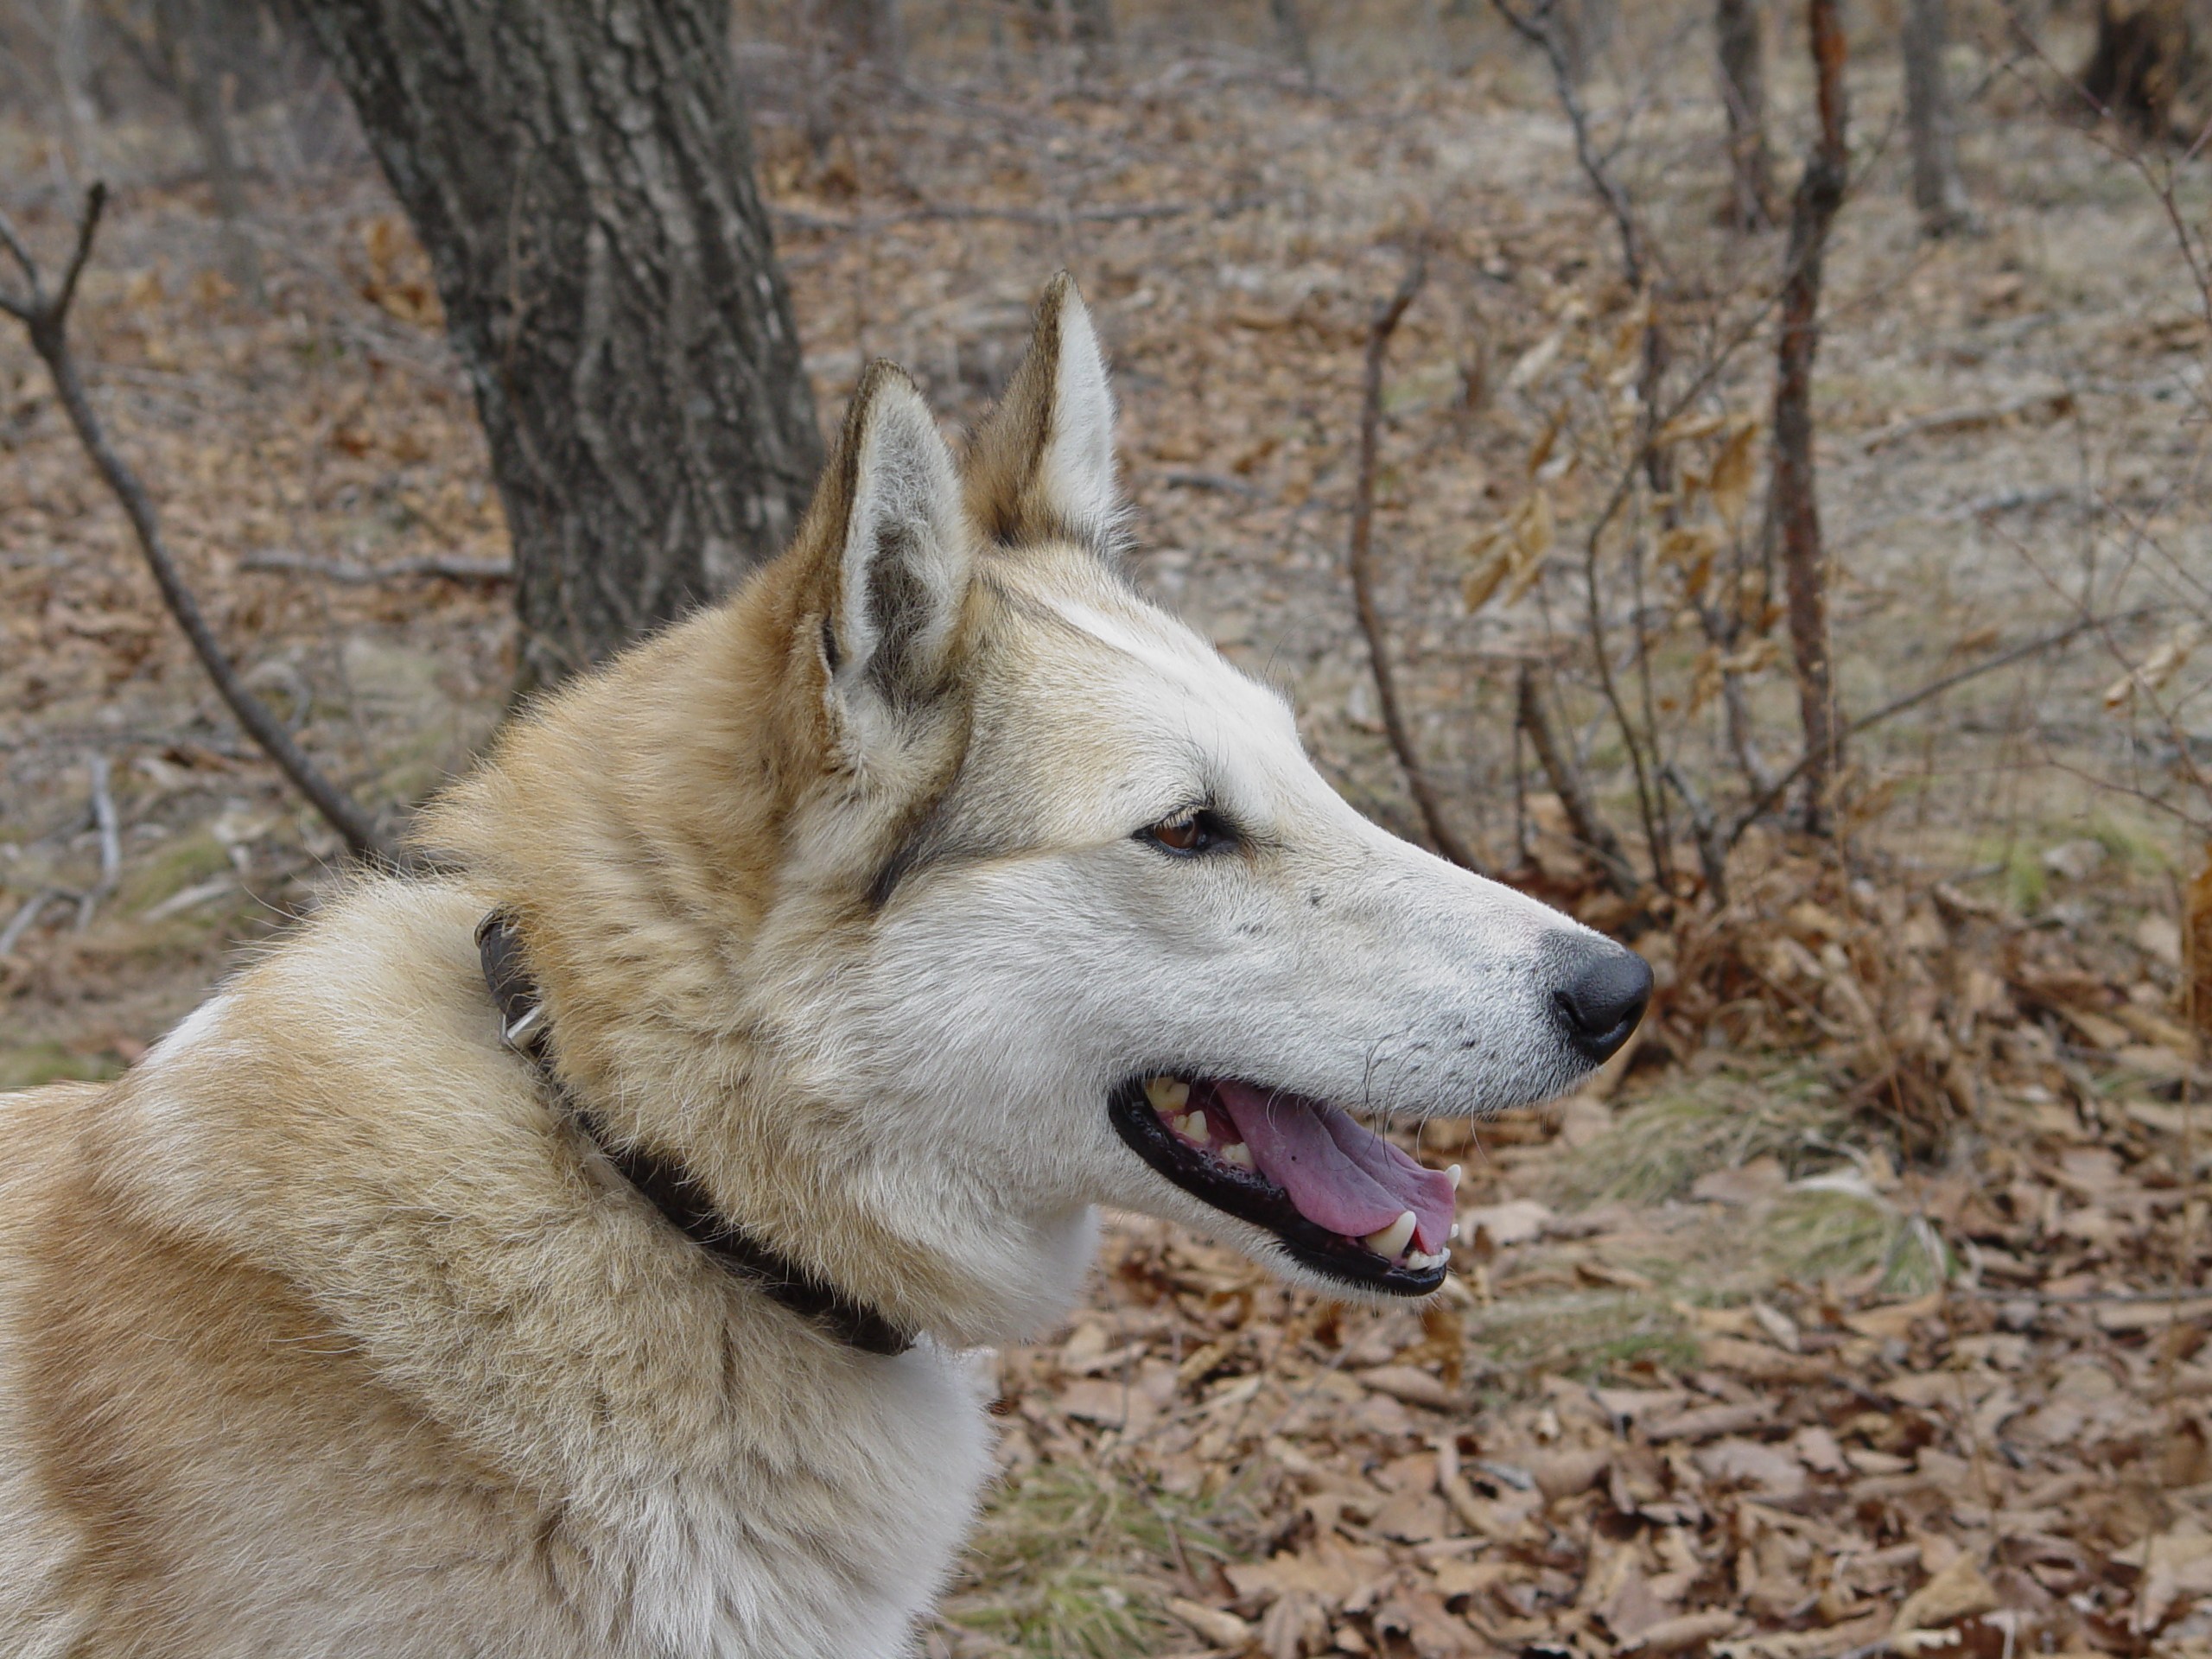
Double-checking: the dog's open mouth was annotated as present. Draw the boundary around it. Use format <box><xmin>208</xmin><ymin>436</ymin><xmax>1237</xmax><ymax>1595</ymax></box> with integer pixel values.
<box><xmin>1108</xmin><ymin>1075</ymin><xmax>1459</xmax><ymax>1295</ymax></box>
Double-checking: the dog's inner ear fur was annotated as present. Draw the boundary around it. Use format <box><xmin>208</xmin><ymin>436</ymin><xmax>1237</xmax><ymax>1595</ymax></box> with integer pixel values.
<box><xmin>821</xmin><ymin>363</ymin><xmax>973</xmax><ymax>728</ymax></box>
<box><xmin>963</xmin><ymin>271</ymin><xmax>1124</xmax><ymax>559</ymax></box>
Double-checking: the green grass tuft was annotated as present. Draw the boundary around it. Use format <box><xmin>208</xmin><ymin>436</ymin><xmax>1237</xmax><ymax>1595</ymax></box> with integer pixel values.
<box><xmin>1550</xmin><ymin>1075</ymin><xmax>1843</xmax><ymax>1209</ymax></box>
<box><xmin>941</xmin><ymin>1460</ymin><xmax>1230</xmax><ymax>1659</ymax></box>
<box><xmin>0</xmin><ymin>1040</ymin><xmax>124</xmax><ymax>1090</ymax></box>
<box><xmin>1464</xmin><ymin>1290</ymin><xmax>1695</xmax><ymax>1382</ymax></box>
<box><xmin>1762</xmin><ymin>1186</ymin><xmax>1954</xmax><ymax>1294</ymax></box>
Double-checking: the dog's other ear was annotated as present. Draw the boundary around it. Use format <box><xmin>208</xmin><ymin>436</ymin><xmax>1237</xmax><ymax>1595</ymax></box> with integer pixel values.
<box><xmin>963</xmin><ymin>271</ymin><xmax>1124</xmax><ymax>560</ymax></box>
<box><xmin>811</xmin><ymin>361</ymin><xmax>973</xmax><ymax>731</ymax></box>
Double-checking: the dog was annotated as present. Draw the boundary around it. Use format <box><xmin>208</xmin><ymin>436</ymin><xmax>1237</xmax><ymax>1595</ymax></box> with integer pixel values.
<box><xmin>0</xmin><ymin>273</ymin><xmax>1649</xmax><ymax>1657</ymax></box>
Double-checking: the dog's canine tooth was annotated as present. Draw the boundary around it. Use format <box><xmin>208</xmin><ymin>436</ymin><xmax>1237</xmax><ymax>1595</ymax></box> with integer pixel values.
<box><xmin>1446</xmin><ymin>1163</ymin><xmax>1463</xmax><ymax>1190</ymax></box>
<box><xmin>1144</xmin><ymin>1077</ymin><xmax>1191</xmax><ymax>1114</ymax></box>
<box><xmin>1363</xmin><ymin>1211</ymin><xmax>1417</xmax><ymax>1259</ymax></box>
<box><xmin>1219</xmin><ymin>1141</ymin><xmax>1253</xmax><ymax>1169</ymax></box>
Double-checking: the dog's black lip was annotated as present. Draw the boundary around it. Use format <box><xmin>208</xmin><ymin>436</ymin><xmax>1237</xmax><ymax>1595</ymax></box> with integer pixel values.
<box><xmin>1106</xmin><ymin>1077</ymin><xmax>1449</xmax><ymax>1298</ymax></box>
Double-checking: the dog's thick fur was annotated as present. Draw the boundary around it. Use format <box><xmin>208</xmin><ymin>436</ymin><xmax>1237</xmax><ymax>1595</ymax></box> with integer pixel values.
<box><xmin>0</xmin><ymin>277</ymin><xmax>1630</xmax><ymax>1657</ymax></box>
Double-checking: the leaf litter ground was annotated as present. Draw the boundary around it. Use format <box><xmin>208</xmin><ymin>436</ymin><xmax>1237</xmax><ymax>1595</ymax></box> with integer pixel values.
<box><xmin>2</xmin><ymin>17</ymin><xmax>2209</xmax><ymax>1659</ymax></box>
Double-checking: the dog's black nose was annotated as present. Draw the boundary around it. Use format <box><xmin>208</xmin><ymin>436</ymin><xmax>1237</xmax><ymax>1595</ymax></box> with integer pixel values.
<box><xmin>1554</xmin><ymin>946</ymin><xmax>1653</xmax><ymax>1061</ymax></box>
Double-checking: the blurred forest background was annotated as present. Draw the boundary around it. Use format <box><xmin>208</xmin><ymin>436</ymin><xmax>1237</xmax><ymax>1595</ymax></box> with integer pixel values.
<box><xmin>3</xmin><ymin>1</ymin><xmax>2212</xmax><ymax>1655</ymax></box>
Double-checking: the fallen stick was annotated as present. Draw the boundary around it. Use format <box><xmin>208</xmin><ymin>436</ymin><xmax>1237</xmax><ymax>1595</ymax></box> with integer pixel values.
<box><xmin>1861</xmin><ymin>388</ymin><xmax>2075</xmax><ymax>453</ymax></box>
<box><xmin>774</xmin><ymin>194</ymin><xmax>1260</xmax><ymax>236</ymax></box>
<box><xmin>74</xmin><ymin>751</ymin><xmax>120</xmax><ymax>931</ymax></box>
<box><xmin>0</xmin><ymin>186</ymin><xmax>392</xmax><ymax>863</ymax></box>
<box><xmin>239</xmin><ymin>550</ymin><xmax>515</xmax><ymax>584</ymax></box>
<box><xmin>0</xmin><ymin>887</ymin><xmax>67</xmax><ymax>956</ymax></box>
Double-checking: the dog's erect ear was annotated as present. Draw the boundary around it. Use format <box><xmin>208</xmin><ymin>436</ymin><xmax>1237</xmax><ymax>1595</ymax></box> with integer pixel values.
<box><xmin>812</xmin><ymin>361</ymin><xmax>973</xmax><ymax>729</ymax></box>
<box><xmin>963</xmin><ymin>271</ymin><xmax>1124</xmax><ymax>559</ymax></box>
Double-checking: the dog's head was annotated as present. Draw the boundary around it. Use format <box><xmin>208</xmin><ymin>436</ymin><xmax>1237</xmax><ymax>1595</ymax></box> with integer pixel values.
<box><xmin>737</xmin><ymin>274</ymin><xmax>1649</xmax><ymax>1320</ymax></box>
<box><xmin>437</xmin><ymin>275</ymin><xmax>1647</xmax><ymax>1339</ymax></box>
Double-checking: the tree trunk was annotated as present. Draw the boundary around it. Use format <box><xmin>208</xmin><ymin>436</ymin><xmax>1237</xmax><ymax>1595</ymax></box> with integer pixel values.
<box><xmin>820</xmin><ymin>0</ymin><xmax>905</xmax><ymax>78</ymax></box>
<box><xmin>1903</xmin><ymin>0</ymin><xmax>1972</xmax><ymax>234</ymax></box>
<box><xmin>2079</xmin><ymin>0</ymin><xmax>2211</xmax><ymax>137</ymax></box>
<box><xmin>293</xmin><ymin>0</ymin><xmax>823</xmax><ymax>692</ymax></box>
<box><xmin>55</xmin><ymin>0</ymin><xmax>99</xmax><ymax>191</ymax></box>
<box><xmin>1270</xmin><ymin>0</ymin><xmax>1314</xmax><ymax>79</ymax></box>
<box><xmin>1770</xmin><ymin>0</ymin><xmax>1849</xmax><ymax>836</ymax></box>
<box><xmin>1715</xmin><ymin>0</ymin><xmax>1775</xmax><ymax>230</ymax></box>
<box><xmin>153</xmin><ymin>0</ymin><xmax>265</xmax><ymax>303</ymax></box>
<box><xmin>1065</xmin><ymin>0</ymin><xmax>1114</xmax><ymax>60</ymax></box>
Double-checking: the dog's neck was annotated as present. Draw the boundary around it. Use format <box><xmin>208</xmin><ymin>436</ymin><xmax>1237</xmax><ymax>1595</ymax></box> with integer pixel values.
<box><xmin>474</xmin><ymin>908</ymin><xmax>915</xmax><ymax>1357</ymax></box>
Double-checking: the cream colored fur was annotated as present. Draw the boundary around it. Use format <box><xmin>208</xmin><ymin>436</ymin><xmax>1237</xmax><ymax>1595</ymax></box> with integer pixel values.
<box><xmin>0</xmin><ymin>276</ymin><xmax>1619</xmax><ymax>1656</ymax></box>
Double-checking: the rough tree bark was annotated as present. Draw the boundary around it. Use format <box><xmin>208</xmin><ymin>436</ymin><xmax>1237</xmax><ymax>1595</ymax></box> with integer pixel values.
<box><xmin>1903</xmin><ymin>0</ymin><xmax>1972</xmax><ymax>235</ymax></box>
<box><xmin>1770</xmin><ymin>0</ymin><xmax>1849</xmax><ymax>835</ymax></box>
<box><xmin>293</xmin><ymin>0</ymin><xmax>823</xmax><ymax>691</ymax></box>
<box><xmin>1715</xmin><ymin>0</ymin><xmax>1776</xmax><ymax>230</ymax></box>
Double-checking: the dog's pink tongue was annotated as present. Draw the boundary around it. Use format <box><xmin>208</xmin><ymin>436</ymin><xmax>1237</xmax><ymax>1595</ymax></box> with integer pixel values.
<box><xmin>1215</xmin><ymin>1082</ymin><xmax>1454</xmax><ymax>1254</ymax></box>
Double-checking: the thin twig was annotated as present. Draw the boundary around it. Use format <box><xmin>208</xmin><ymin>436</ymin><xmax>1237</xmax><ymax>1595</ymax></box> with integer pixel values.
<box><xmin>1346</xmin><ymin>251</ymin><xmax>1484</xmax><ymax>875</ymax></box>
<box><xmin>1491</xmin><ymin>0</ymin><xmax>1678</xmax><ymax>883</ymax></box>
<box><xmin>1490</xmin><ymin>0</ymin><xmax>1643</xmax><ymax>288</ymax></box>
<box><xmin>75</xmin><ymin>751</ymin><xmax>120</xmax><ymax>931</ymax></box>
<box><xmin>1723</xmin><ymin>615</ymin><xmax>2113</xmax><ymax>850</ymax></box>
<box><xmin>1516</xmin><ymin>661</ymin><xmax>1641</xmax><ymax>898</ymax></box>
<box><xmin>1662</xmin><ymin>760</ymin><xmax>1727</xmax><ymax>904</ymax></box>
<box><xmin>0</xmin><ymin>185</ymin><xmax>392</xmax><ymax>862</ymax></box>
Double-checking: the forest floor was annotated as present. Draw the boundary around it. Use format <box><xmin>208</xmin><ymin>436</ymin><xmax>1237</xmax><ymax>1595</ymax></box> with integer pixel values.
<box><xmin>3</xmin><ymin>13</ymin><xmax>2209</xmax><ymax>1659</ymax></box>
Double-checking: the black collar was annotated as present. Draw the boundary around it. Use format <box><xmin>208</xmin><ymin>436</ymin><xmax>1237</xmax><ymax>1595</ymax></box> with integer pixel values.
<box><xmin>474</xmin><ymin>910</ymin><xmax>914</xmax><ymax>1357</ymax></box>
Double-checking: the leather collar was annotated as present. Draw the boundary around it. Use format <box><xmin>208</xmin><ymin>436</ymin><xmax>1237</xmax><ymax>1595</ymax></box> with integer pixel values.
<box><xmin>474</xmin><ymin>910</ymin><xmax>914</xmax><ymax>1357</ymax></box>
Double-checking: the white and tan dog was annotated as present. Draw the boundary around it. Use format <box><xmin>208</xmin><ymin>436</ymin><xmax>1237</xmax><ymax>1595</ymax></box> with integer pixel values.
<box><xmin>0</xmin><ymin>275</ymin><xmax>1648</xmax><ymax>1657</ymax></box>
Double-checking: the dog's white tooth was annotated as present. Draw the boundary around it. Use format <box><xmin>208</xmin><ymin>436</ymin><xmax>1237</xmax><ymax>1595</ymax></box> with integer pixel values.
<box><xmin>1447</xmin><ymin>1163</ymin><xmax>1464</xmax><ymax>1190</ymax></box>
<box><xmin>1363</xmin><ymin>1211</ymin><xmax>1417</xmax><ymax>1259</ymax></box>
<box><xmin>1220</xmin><ymin>1141</ymin><xmax>1253</xmax><ymax>1169</ymax></box>
<box><xmin>1177</xmin><ymin>1112</ymin><xmax>1208</xmax><ymax>1142</ymax></box>
<box><xmin>1448</xmin><ymin>1223</ymin><xmax>1461</xmax><ymax>1243</ymax></box>
<box><xmin>1145</xmin><ymin>1077</ymin><xmax>1192</xmax><ymax>1114</ymax></box>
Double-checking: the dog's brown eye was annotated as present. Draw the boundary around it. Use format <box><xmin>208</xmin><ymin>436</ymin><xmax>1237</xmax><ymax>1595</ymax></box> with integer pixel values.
<box><xmin>1144</xmin><ymin>810</ymin><xmax>1222</xmax><ymax>855</ymax></box>
<box><xmin>1154</xmin><ymin>817</ymin><xmax>1202</xmax><ymax>851</ymax></box>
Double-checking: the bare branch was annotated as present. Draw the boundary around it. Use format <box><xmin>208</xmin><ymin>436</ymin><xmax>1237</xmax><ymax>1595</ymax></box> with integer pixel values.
<box><xmin>75</xmin><ymin>751</ymin><xmax>121</xmax><ymax>931</ymax></box>
<box><xmin>51</xmin><ymin>179</ymin><xmax>106</xmax><ymax>322</ymax></box>
<box><xmin>1491</xmin><ymin>0</ymin><xmax>1643</xmax><ymax>289</ymax></box>
<box><xmin>1346</xmin><ymin>250</ymin><xmax>1486</xmax><ymax>875</ymax></box>
<box><xmin>0</xmin><ymin>201</ymin><xmax>40</xmax><ymax>296</ymax></box>
<box><xmin>1516</xmin><ymin>660</ymin><xmax>1641</xmax><ymax>898</ymax></box>
<box><xmin>1662</xmin><ymin>760</ymin><xmax>1727</xmax><ymax>904</ymax></box>
<box><xmin>0</xmin><ymin>183</ymin><xmax>395</xmax><ymax>863</ymax></box>
<box><xmin>1723</xmin><ymin>615</ymin><xmax>2114</xmax><ymax>851</ymax></box>
<box><xmin>1770</xmin><ymin>0</ymin><xmax>1852</xmax><ymax>835</ymax></box>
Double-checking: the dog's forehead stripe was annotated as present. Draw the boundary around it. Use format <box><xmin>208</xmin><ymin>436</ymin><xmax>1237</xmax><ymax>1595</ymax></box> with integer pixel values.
<box><xmin>1027</xmin><ymin>588</ymin><xmax>1296</xmax><ymax>730</ymax></box>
